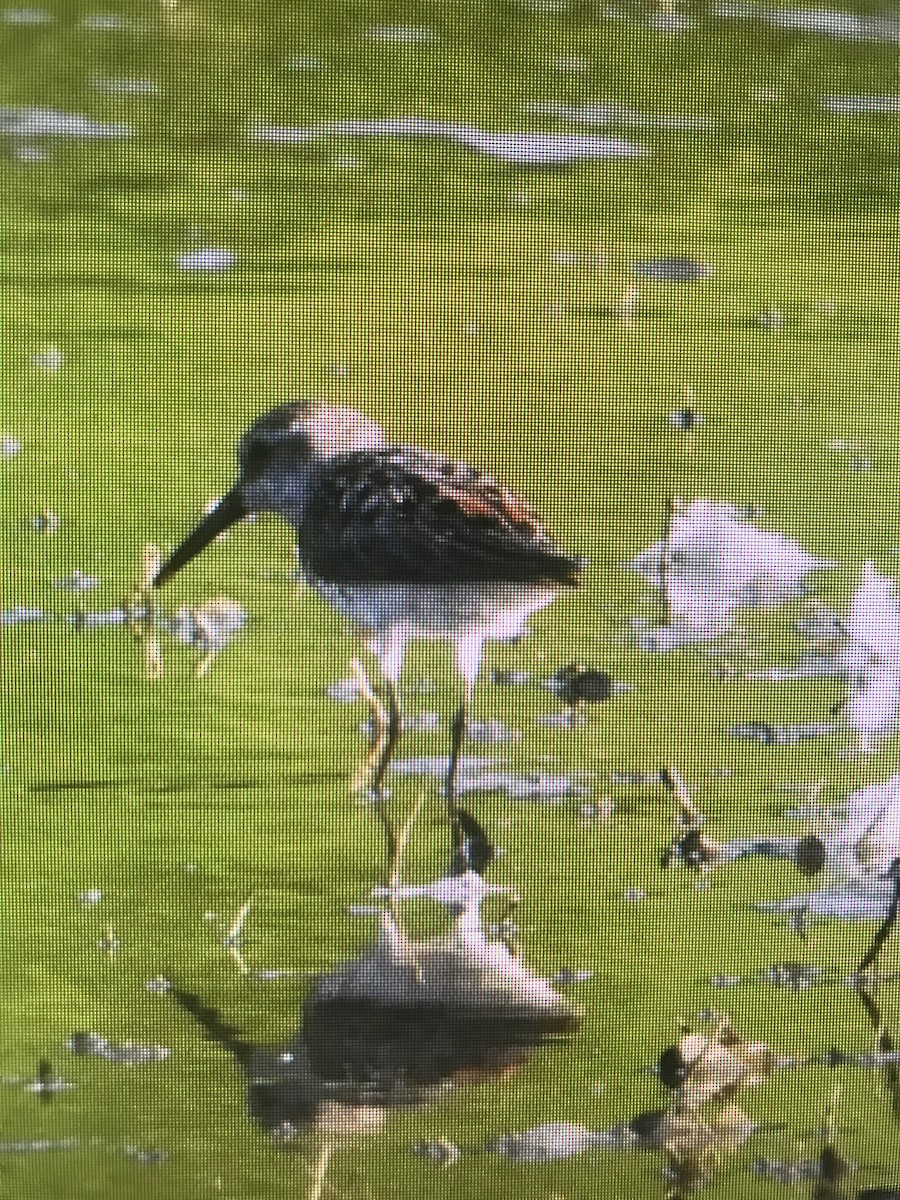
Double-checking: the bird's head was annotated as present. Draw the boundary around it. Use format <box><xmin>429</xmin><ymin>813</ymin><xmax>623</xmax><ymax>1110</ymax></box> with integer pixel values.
<box><xmin>153</xmin><ymin>401</ymin><xmax>386</xmax><ymax>587</ymax></box>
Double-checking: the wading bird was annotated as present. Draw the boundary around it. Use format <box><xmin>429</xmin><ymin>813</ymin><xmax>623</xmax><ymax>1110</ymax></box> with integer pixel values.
<box><xmin>153</xmin><ymin>402</ymin><xmax>583</xmax><ymax>867</ymax></box>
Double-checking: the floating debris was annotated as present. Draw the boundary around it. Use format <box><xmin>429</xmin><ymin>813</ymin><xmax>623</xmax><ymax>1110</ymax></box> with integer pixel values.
<box><xmin>711</xmin><ymin>962</ymin><xmax>831</xmax><ymax>991</ymax></box>
<box><xmin>467</xmin><ymin>718</ymin><xmax>521</xmax><ymax>744</ymax></box>
<box><xmin>628</xmin><ymin>499</ymin><xmax>834</xmax><ymax>647</ymax></box>
<box><xmin>579</xmin><ymin>799</ymin><xmax>617</xmax><ymax>819</ymax></box>
<box><xmin>175</xmin><ymin>248</ymin><xmax>236</xmax><ymax>272</ymax></box>
<box><xmin>2</xmin><ymin>8</ymin><xmax>52</xmax><ymax>22</ymax></box>
<box><xmin>286</xmin><ymin>54</ymin><xmax>323</xmax><ymax>70</ymax></box>
<box><xmin>410</xmin><ymin>1139</ymin><xmax>461</xmax><ymax>1165</ymax></box>
<box><xmin>372</xmin><ymin>869</ymin><xmax>516</xmax><ymax>919</ymax></box>
<box><xmin>81</xmin><ymin>12</ymin><xmax>137</xmax><ymax>30</ymax></box>
<box><xmin>368</xmin><ymin>24</ymin><xmax>434</xmax><ymax>41</ymax></box>
<box><xmin>610</xmin><ymin>770</ymin><xmax>664</xmax><ymax>786</ymax></box>
<box><xmin>824</xmin><ymin>94</ymin><xmax>900</xmax><ymax>114</ymax></box>
<box><xmin>392</xmin><ymin>756</ymin><xmax>590</xmax><ymax>802</ymax></box>
<box><xmin>252</xmin><ymin>968</ymin><xmax>305</xmax><ymax>981</ymax></box>
<box><xmin>752</xmin><ymin>308</ymin><xmax>784</xmax><ymax>330</ymax></box>
<box><xmin>1</xmin><ymin>434</ymin><xmax>20</xmax><ymax>456</ymax></box>
<box><xmin>0</xmin><ymin>108</ymin><xmax>130</xmax><ymax>138</ymax></box>
<box><xmin>552</xmin><ymin>969</ymin><xmax>595</xmax><ymax>985</ymax></box>
<box><xmin>669</xmin><ymin>408</ymin><xmax>703</xmax><ymax>430</ymax></box>
<box><xmin>486</xmin><ymin>1122</ymin><xmax>605</xmax><ymax>1162</ymax></box>
<box><xmin>14</xmin><ymin>144</ymin><xmax>48</xmax><ymax>162</ymax></box>
<box><xmin>729</xmin><ymin>721</ymin><xmax>835</xmax><ymax>744</ymax></box>
<box><xmin>632</xmin><ymin>257</ymin><xmax>713</xmax><ymax>282</ymax></box>
<box><xmin>145</xmin><ymin>977</ymin><xmax>171</xmax><ymax>994</ymax></box>
<box><xmin>30</xmin><ymin>508</ymin><xmax>59</xmax><ymax>533</ymax></box>
<box><xmin>53</xmin><ymin>570</ymin><xmax>98</xmax><ymax>593</ymax></box>
<box><xmin>120</xmin><ymin>1144</ymin><xmax>168</xmax><ymax>1166</ymax></box>
<box><xmin>91</xmin><ymin>76</ymin><xmax>157</xmax><ymax>95</ymax></box>
<box><xmin>715</xmin><ymin>1</ymin><xmax>900</xmax><ymax>41</ymax></box>
<box><xmin>527</xmin><ymin>102</ymin><xmax>708</xmax><ymax>131</ymax></box>
<box><xmin>2</xmin><ymin>1063</ymin><xmax>73</xmax><ymax>1100</ymax></box>
<box><xmin>0</xmin><ymin>1138</ymin><xmax>80</xmax><ymax>1154</ymax></box>
<box><xmin>492</xmin><ymin>668</ymin><xmax>532</xmax><ymax>685</ymax></box>
<box><xmin>758</xmin><ymin>961</ymin><xmax>827</xmax><ymax>990</ymax></box>
<box><xmin>2</xmin><ymin>607</ymin><xmax>45</xmax><ymax>625</ymax></box>
<box><xmin>756</xmin><ymin>884</ymin><xmax>894</xmax><ymax>922</ymax></box>
<box><xmin>172</xmin><ymin>598</ymin><xmax>247</xmax><ymax>676</ymax></box>
<box><xmin>98</xmin><ymin>927</ymin><xmax>121</xmax><ymax>956</ymax></box>
<box><xmin>359</xmin><ymin>711</ymin><xmax>439</xmax><ymax>737</ymax></box>
<box><xmin>66</xmin><ymin>1032</ymin><xmax>170</xmax><ymax>1065</ymax></box>
<box><xmin>67</xmin><ymin>609</ymin><xmax>127</xmax><ymax>629</ymax></box>
<box><xmin>253</xmin><ymin>118</ymin><xmax>647</xmax><ymax>164</ymax></box>
<box><xmin>839</xmin><ymin>563</ymin><xmax>900</xmax><ymax>751</ymax></box>
<box><xmin>77</xmin><ymin>889</ymin><xmax>103</xmax><ymax>905</ymax></box>
<box><xmin>32</xmin><ymin>346</ymin><xmax>63</xmax><ymax>370</ymax></box>
<box><xmin>750</xmin><ymin>1156</ymin><xmax>823</xmax><ymax>1183</ymax></box>
<box><xmin>651</xmin><ymin>0</ymin><xmax>693</xmax><ymax>32</ymax></box>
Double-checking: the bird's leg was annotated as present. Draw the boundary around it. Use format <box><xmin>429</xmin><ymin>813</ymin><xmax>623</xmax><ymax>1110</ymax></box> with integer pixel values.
<box><xmin>447</xmin><ymin>634</ymin><xmax>485</xmax><ymax>852</ymax></box>
<box><xmin>371</xmin><ymin>674</ymin><xmax>401</xmax><ymax>799</ymax></box>
<box><xmin>123</xmin><ymin>543</ymin><xmax>163</xmax><ymax>679</ymax></box>
<box><xmin>349</xmin><ymin>657</ymin><xmax>388</xmax><ymax>791</ymax></box>
<box><xmin>351</xmin><ymin>632</ymin><xmax>407</xmax><ymax>882</ymax></box>
<box><xmin>858</xmin><ymin>859</ymin><xmax>900</xmax><ymax>978</ymax></box>
<box><xmin>349</xmin><ymin>658</ymin><xmax>399</xmax><ymax>873</ymax></box>
<box><xmin>445</xmin><ymin>702</ymin><xmax>467</xmax><ymax>832</ymax></box>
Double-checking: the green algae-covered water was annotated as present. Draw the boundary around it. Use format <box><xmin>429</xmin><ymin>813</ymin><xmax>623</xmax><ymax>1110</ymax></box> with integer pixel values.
<box><xmin>4</xmin><ymin>2</ymin><xmax>900</xmax><ymax>1196</ymax></box>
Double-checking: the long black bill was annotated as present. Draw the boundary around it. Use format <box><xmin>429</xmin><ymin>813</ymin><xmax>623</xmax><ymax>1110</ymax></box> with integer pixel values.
<box><xmin>153</xmin><ymin>487</ymin><xmax>246</xmax><ymax>587</ymax></box>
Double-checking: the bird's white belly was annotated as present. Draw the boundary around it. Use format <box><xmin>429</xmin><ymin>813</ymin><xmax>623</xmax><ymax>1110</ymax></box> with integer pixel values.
<box><xmin>306</xmin><ymin>576</ymin><xmax>557</xmax><ymax>643</ymax></box>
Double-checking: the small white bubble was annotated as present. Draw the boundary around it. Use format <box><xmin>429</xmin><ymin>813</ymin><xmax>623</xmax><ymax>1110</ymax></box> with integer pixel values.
<box><xmin>175</xmin><ymin>248</ymin><xmax>236</xmax><ymax>272</ymax></box>
<box><xmin>32</xmin><ymin>346</ymin><xmax>63</xmax><ymax>369</ymax></box>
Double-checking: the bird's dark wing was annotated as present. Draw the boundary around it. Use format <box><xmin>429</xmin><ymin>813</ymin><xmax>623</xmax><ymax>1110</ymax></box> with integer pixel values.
<box><xmin>299</xmin><ymin>448</ymin><xmax>584</xmax><ymax>586</ymax></box>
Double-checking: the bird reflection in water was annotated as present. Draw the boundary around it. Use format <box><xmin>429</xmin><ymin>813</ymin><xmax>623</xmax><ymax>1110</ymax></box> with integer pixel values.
<box><xmin>170</xmin><ymin>860</ymin><xmax>580</xmax><ymax>1193</ymax></box>
<box><xmin>652</xmin><ymin>1015</ymin><xmax>791</xmax><ymax>1197</ymax></box>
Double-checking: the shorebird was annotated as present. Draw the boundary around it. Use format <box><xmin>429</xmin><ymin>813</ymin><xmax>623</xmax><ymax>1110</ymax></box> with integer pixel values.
<box><xmin>153</xmin><ymin>401</ymin><xmax>583</xmax><ymax>865</ymax></box>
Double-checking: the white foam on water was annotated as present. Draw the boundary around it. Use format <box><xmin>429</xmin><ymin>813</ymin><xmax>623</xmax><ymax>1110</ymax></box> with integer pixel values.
<box><xmin>526</xmin><ymin>101</ymin><xmax>710</xmax><ymax>130</ymax></box>
<box><xmin>824</xmin><ymin>94</ymin><xmax>900</xmax><ymax>114</ymax></box>
<box><xmin>0</xmin><ymin>107</ymin><xmax>130</xmax><ymax>138</ymax></box>
<box><xmin>81</xmin><ymin>12</ymin><xmax>147</xmax><ymax>31</ymax></box>
<box><xmin>91</xmin><ymin>76</ymin><xmax>157</xmax><ymax>96</ymax></box>
<box><xmin>175</xmin><ymin>248</ymin><xmax>236</xmax><ymax>271</ymax></box>
<box><xmin>756</xmin><ymin>884</ymin><xmax>893</xmax><ymax>919</ymax></box>
<box><xmin>487</xmin><ymin>1123</ymin><xmax>606</xmax><ymax>1162</ymax></box>
<box><xmin>715</xmin><ymin>2</ymin><xmax>900</xmax><ymax>41</ymax></box>
<box><xmin>840</xmin><ymin>563</ymin><xmax>900</xmax><ymax>748</ymax></box>
<box><xmin>2</xmin><ymin>8</ymin><xmax>51</xmax><ymax>23</ymax></box>
<box><xmin>367</xmin><ymin>24</ymin><xmax>434</xmax><ymax>42</ymax></box>
<box><xmin>252</xmin><ymin>118</ymin><xmax>646</xmax><ymax>163</ymax></box>
<box><xmin>628</xmin><ymin>500</ymin><xmax>835</xmax><ymax>647</ymax></box>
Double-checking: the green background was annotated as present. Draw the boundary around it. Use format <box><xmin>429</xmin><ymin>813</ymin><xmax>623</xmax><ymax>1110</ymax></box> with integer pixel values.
<box><xmin>3</xmin><ymin>1</ymin><xmax>900</xmax><ymax>1195</ymax></box>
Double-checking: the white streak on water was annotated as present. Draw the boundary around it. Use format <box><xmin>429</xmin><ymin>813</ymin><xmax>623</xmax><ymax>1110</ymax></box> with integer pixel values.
<box><xmin>253</xmin><ymin>118</ymin><xmax>647</xmax><ymax>163</ymax></box>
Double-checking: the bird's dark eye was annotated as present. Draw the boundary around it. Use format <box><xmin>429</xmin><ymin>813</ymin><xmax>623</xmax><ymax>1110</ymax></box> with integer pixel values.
<box><xmin>242</xmin><ymin>440</ymin><xmax>269</xmax><ymax>471</ymax></box>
